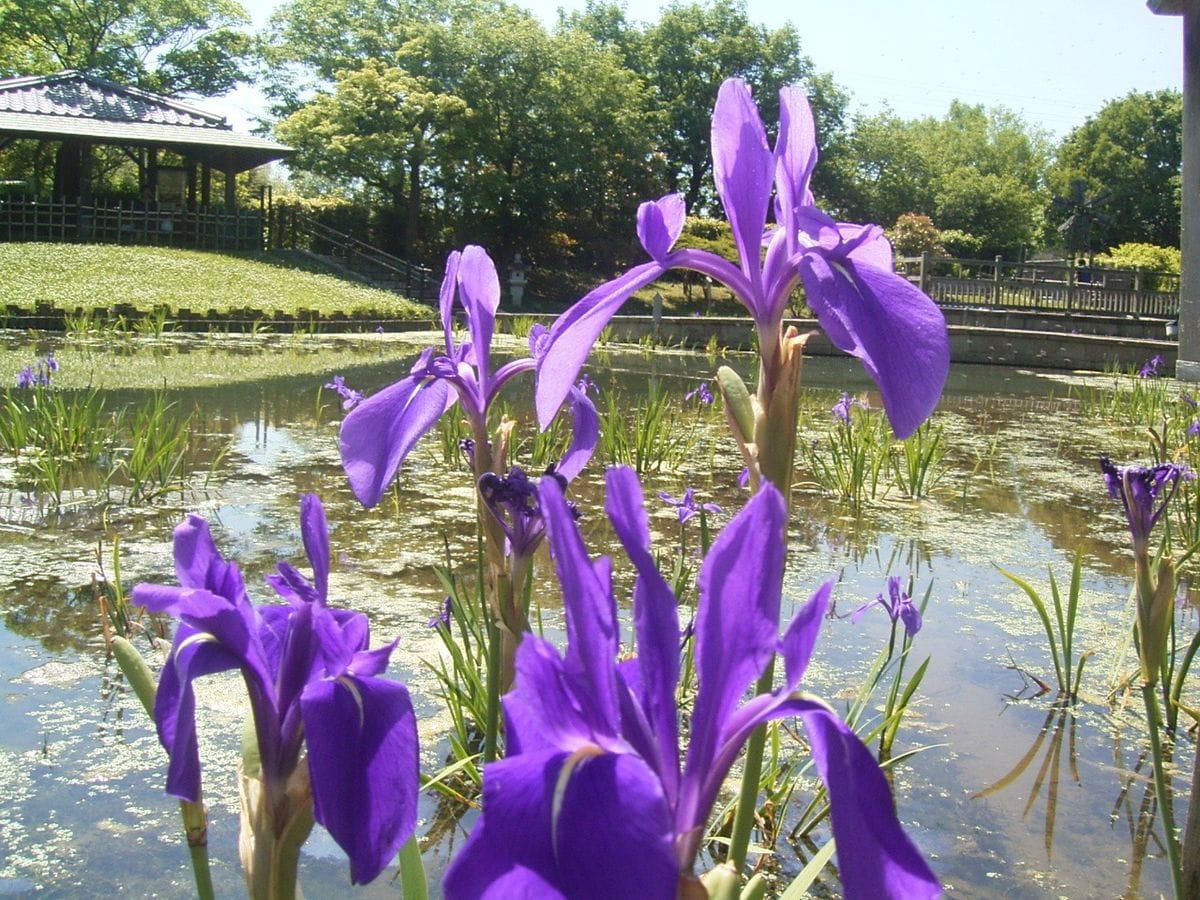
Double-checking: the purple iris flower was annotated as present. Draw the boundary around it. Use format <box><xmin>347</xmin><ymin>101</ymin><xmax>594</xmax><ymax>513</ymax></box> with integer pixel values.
<box><xmin>853</xmin><ymin>576</ymin><xmax>922</xmax><ymax>638</ymax></box>
<box><xmin>131</xmin><ymin>495</ymin><xmax>418</xmax><ymax>885</ymax></box>
<box><xmin>325</xmin><ymin>374</ymin><xmax>364</xmax><ymax>411</ymax></box>
<box><xmin>832</xmin><ymin>390</ymin><xmax>870</xmax><ymax>424</ymax></box>
<box><xmin>339</xmin><ymin>245</ymin><xmax>541</xmax><ymax>507</ymax></box>
<box><xmin>658</xmin><ymin>486</ymin><xmax>721</xmax><ymax>525</ymax></box>
<box><xmin>443</xmin><ymin>467</ymin><xmax>940</xmax><ymax>898</ymax></box>
<box><xmin>478</xmin><ymin>383</ymin><xmax>598</xmax><ymax>558</ymax></box>
<box><xmin>1100</xmin><ymin>456</ymin><xmax>1191</xmax><ymax>554</ymax></box>
<box><xmin>534</xmin><ymin>78</ymin><xmax>948</xmax><ymax>439</ymax></box>
<box><xmin>15</xmin><ymin>354</ymin><xmax>56</xmax><ymax>389</ymax></box>
<box><xmin>1189</xmin><ymin>420</ymin><xmax>1200</xmax><ymax>437</ymax></box>
<box><xmin>685</xmin><ymin>381</ymin><xmax>714</xmax><ymax>405</ymax></box>
<box><xmin>1139</xmin><ymin>354</ymin><xmax>1165</xmax><ymax>378</ymax></box>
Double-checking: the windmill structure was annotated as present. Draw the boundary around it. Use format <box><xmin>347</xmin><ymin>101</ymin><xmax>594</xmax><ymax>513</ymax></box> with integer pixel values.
<box><xmin>1051</xmin><ymin>178</ymin><xmax>1112</xmax><ymax>263</ymax></box>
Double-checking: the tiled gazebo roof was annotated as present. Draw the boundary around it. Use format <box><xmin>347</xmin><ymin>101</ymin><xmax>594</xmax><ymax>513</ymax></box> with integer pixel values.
<box><xmin>0</xmin><ymin>71</ymin><xmax>291</xmax><ymax>172</ymax></box>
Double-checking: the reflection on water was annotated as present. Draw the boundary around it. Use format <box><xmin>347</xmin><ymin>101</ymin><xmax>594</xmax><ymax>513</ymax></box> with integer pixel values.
<box><xmin>0</xmin><ymin>332</ymin><xmax>1191</xmax><ymax>896</ymax></box>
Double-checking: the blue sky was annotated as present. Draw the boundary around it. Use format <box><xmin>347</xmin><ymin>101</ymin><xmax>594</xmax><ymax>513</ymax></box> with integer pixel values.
<box><xmin>221</xmin><ymin>0</ymin><xmax>1182</xmax><ymax>140</ymax></box>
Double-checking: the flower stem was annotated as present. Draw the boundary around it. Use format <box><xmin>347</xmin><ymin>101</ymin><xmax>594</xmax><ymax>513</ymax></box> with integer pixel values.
<box><xmin>727</xmin><ymin>661</ymin><xmax>776</xmax><ymax>874</ymax></box>
<box><xmin>1141</xmin><ymin>681</ymin><xmax>1184</xmax><ymax>898</ymax></box>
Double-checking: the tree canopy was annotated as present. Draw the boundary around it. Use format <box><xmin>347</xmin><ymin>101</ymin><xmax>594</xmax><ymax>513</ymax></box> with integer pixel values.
<box><xmin>1046</xmin><ymin>89</ymin><xmax>1181</xmax><ymax>252</ymax></box>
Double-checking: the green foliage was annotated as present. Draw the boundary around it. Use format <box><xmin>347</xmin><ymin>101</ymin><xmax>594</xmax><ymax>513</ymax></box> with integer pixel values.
<box><xmin>999</xmin><ymin>550</ymin><xmax>1093</xmax><ymax>701</ymax></box>
<box><xmin>800</xmin><ymin>402</ymin><xmax>894</xmax><ymax>509</ymax></box>
<box><xmin>597</xmin><ymin>381</ymin><xmax>701</xmax><ymax>474</ymax></box>
<box><xmin>827</xmin><ymin>102</ymin><xmax>1049</xmax><ymax>257</ymax></box>
<box><xmin>891</xmin><ymin>420</ymin><xmax>946</xmax><ymax>498</ymax></box>
<box><xmin>1095</xmin><ymin>242</ymin><xmax>1181</xmax><ymax>281</ymax></box>
<box><xmin>1047</xmin><ymin>90</ymin><xmax>1181</xmax><ymax>251</ymax></box>
<box><xmin>2</xmin><ymin>0</ymin><xmax>253</xmax><ymax>95</ymax></box>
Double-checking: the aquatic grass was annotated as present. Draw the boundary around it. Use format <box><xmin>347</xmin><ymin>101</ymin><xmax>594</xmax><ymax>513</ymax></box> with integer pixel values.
<box><xmin>112</xmin><ymin>391</ymin><xmax>194</xmax><ymax>503</ymax></box>
<box><xmin>801</xmin><ymin>399</ymin><xmax>893</xmax><ymax>509</ymax></box>
<box><xmin>597</xmin><ymin>380</ymin><xmax>700</xmax><ymax>474</ymax></box>
<box><xmin>892</xmin><ymin>420</ymin><xmax>948</xmax><ymax>498</ymax></box>
<box><xmin>998</xmin><ymin>549</ymin><xmax>1093</xmax><ymax>702</ymax></box>
<box><xmin>1074</xmin><ymin>361</ymin><xmax>1177</xmax><ymax>428</ymax></box>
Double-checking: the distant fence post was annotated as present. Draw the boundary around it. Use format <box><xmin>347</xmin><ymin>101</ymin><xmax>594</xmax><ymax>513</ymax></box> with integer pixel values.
<box><xmin>1067</xmin><ymin>262</ymin><xmax>1076</xmax><ymax>312</ymax></box>
<box><xmin>992</xmin><ymin>255</ymin><xmax>1003</xmax><ymax>305</ymax></box>
<box><xmin>919</xmin><ymin>250</ymin><xmax>930</xmax><ymax>294</ymax></box>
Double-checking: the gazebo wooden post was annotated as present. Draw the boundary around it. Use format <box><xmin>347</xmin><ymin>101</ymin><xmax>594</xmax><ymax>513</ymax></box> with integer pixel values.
<box><xmin>201</xmin><ymin>163</ymin><xmax>212</xmax><ymax>208</ymax></box>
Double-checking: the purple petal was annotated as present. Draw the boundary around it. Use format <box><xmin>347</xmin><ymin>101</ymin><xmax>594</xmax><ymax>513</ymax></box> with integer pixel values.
<box><xmin>171</xmin><ymin>514</ymin><xmax>249</xmax><ymax>602</ymax></box>
<box><xmin>711</xmin><ymin>79</ymin><xmax>773</xmax><ymax>302</ymax></box>
<box><xmin>439</xmin><ymin>250</ymin><xmax>461</xmax><ymax>351</ymax></box>
<box><xmin>604</xmin><ymin>467</ymin><xmax>681</xmax><ymax>803</ymax></box>
<box><xmin>774</xmin><ymin>84</ymin><xmax>818</xmax><ymax>237</ymax></box>
<box><xmin>535</xmin><ymin>261</ymin><xmax>665</xmax><ymax>428</ymax></box>
<box><xmin>539</xmin><ymin>477</ymin><xmax>621</xmax><ymax>735</ymax></box>
<box><xmin>554</xmin><ymin>385</ymin><xmax>600</xmax><ymax>482</ymax></box>
<box><xmin>798</xmin><ymin>253</ymin><xmax>948</xmax><ymax>439</ymax></box>
<box><xmin>443</xmin><ymin>749</ymin><xmax>676</xmax><ymax>900</ymax></box>
<box><xmin>841</xmin><ymin>223</ymin><xmax>894</xmax><ymax>271</ymax></box>
<box><xmin>801</xmin><ymin>707</ymin><xmax>942</xmax><ymax>898</ymax></box>
<box><xmin>153</xmin><ymin>625</ymin><xmax>245</xmax><ymax>800</ymax></box>
<box><xmin>637</xmin><ymin>194</ymin><xmax>686</xmax><ymax>260</ymax></box>
<box><xmin>781</xmin><ymin>580</ymin><xmax>833</xmax><ymax>687</ymax></box>
<box><xmin>299</xmin><ymin>494</ymin><xmax>329</xmax><ymax>604</ymax></box>
<box><xmin>443</xmin><ymin>750</ymin><xmax>566</xmax><ymax>898</ymax></box>
<box><xmin>458</xmin><ymin>246</ymin><xmax>501</xmax><ymax>388</ymax></box>
<box><xmin>339</xmin><ymin>373</ymin><xmax>453</xmax><ymax>508</ymax></box>
<box><xmin>504</xmin><ymin>635</ymin><xmax>615</xmax><ymax>754</ymax></box>
<box><xmin>681</xmin><ymin>482</ymin><xmax>786</xmax><ymax>821</ymax></box>
<box><xmin>552</xmin><ymin>751</ymin><xmax>676</xmax><ymax>898</ymax></box>
<box><xmin>301</xmin><ymin>675</ymin><xmax>419</xmax><ymax>885</ymax></box>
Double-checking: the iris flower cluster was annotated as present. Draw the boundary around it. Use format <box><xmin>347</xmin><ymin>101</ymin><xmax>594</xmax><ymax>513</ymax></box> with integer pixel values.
<box><xmin>133</xmin><ymin>495</ymin><xmax>418</xmax><ymax>888</ymax></box>
<box><xmin>444</xmin><ymin>468</ymin><xmax>940</xmax><ymax>898</ymax></box>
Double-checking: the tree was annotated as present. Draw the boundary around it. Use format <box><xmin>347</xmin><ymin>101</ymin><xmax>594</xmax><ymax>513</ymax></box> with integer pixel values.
<box><xmin>830</xmin><ymin>102</ymin><xmax>1049</xmax><ymax>257</ymax></box>
<box><xmin>1047</xmin><ymin>89</ymin><xmax>1181</xmax><ymax>251</ymax></box>
<box><xmin>273</xmin><ymin>61</ymin><xmax>468</xmax><ymax>258</ymax></box>
<box><xmin>639</xmin><ymin>0</ymin><xmax>816</xmax><ymax>213</ymax></box>
<box><xmin>0</xmin><ymin>0</ymin><xmax>253</xmax><ymax>96</ymax></box>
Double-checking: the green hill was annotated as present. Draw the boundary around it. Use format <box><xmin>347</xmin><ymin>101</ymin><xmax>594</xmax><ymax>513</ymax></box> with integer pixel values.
<box><xmin>0</xmin><ymin>243</ymin><xmax>433</xmax><ymax>320</ymax></box>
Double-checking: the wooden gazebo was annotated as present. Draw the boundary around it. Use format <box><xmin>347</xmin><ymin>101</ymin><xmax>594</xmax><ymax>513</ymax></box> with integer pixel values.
<box><xmin>0</xmin><ymin>70</ymin><xmax>292</xmax><ymax>251</ymax></box>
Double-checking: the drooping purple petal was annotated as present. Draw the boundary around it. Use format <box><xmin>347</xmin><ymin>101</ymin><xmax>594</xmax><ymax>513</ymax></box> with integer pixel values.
<box><xmin>801</xmin><ymin>707</ymin><xmax>943</xmax><ymax>898</ymax></box>
<box><xmin>153</xmin><ymin>626</ymin><xmax>245</xmax><ymax>801</ymax></box>
<box><xmin>797</xmin><ymin>253</ymin><xmax>949</xmax><ymax>439</ymax></box>
<box><xmin>339</xmin><ymin>374</ymin><xmax>453</xmax><ymax>508</ymax></box>
<box><xmin>302</xmin><ymin>674</ymin><xmax>419</xmax><ymax>885</ymax></box>
<box><xmin>637</xmin><ymin>194</ymin><xmax>686</xmax><ymax>261</ymax></box>
<box><xmin>554</xmin><ymin>385</ymin><xmax>600</xmax><ymax>483</ymax></box>
<box><xmin>171</xmin><ymin>514</ymin><xmax>249</xmax><ymax>602</ymax></box>
<box><xmin>711</xmin><ymin>79</ymin><xmax>773</xmax><ymax>303</ymax></box>
<box><xmin>535</xmin><ymin>261</ymin><xmax>666</xmax><ymax>428</ymax></box>
<box><xmin>551</xmin><ymin>751</ymin><xmax>676</xmax><ymax>898</ymax></box>
<box><xmin>443</xmin><ymin>750</ymin><xmax>567</xmax><ymax>898</ymax></box>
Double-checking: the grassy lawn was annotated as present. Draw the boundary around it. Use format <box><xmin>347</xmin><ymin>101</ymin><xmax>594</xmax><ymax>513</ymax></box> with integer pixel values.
<box><xmin>0</xmin><ymin>243</ymin><xmax>433</xmax><ymax>319</ymax></box>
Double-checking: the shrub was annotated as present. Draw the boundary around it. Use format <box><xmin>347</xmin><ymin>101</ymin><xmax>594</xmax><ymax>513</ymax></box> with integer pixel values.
<box><xmin>888</xmin><ymin>213</ymin><xmax>945</xmax><ymax>258</ymax></box>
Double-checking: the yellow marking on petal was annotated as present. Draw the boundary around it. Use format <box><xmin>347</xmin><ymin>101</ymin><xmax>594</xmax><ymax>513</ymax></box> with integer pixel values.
<box><xmin>550</xmin><ymin>745</ymin><xmax>605</xmax><ymax>863</ymax></box>
<box><xmin>335</xmin><ymin>675</ymin><xmax>366</xmax><ymax>729</ymax></box>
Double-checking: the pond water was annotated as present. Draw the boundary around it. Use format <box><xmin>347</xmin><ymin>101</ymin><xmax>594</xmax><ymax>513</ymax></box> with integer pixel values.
<box><xmin>0</xmin><ymin>330</ymin><xmax>1191</xmax><ymax>898</ymax></box>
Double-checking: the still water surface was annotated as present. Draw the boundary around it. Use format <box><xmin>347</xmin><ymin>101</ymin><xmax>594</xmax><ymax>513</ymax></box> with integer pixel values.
<box><xmin>0</xmin><ymin>331</ymin><xmax>1188</xmax><ymax>897</ymax></box>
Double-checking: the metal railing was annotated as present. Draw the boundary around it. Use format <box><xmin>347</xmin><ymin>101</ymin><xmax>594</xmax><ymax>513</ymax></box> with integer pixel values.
<box><xmin>268</xmin><ymin>209</ymin><xmax>436</xmax><ymax>301</ymax></box>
